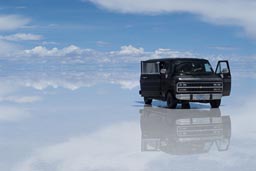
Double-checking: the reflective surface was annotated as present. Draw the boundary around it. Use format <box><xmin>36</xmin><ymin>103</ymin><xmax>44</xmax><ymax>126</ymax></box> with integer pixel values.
<box><xmin>140</xmin><ymin>107</ymin><xmax>231</xmax><ymax>155</ymax></box>
<box><xmin>0</xmin><ymin>76</ymin><xmax>256</xmax><ymax>171</ymax></box>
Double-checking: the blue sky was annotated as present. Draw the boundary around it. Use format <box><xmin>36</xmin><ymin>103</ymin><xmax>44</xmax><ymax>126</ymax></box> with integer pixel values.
<box><xmin>0</xmin><ymin>0</ymin><xmax>255</xmax><ymax>91</ymax></box>
<box><xmin>1</xmin><ymin>2</ymin><xmax>256</xmax><ymax>170</ymax></box>
<box><xmin>1</xmin><ymin>0</ymin><xmax>256</xmax><ymax>56</ymax></box>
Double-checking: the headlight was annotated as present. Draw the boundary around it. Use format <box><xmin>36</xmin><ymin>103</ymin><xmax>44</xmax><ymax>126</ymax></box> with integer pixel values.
<box><xmin>178</xmin><ymin>83</ymin><xmax>187</xmax><ymax>87</ymax></box>
<box><xmin>214</xmin><ymin>83</ymin><xmax>222</xmax><ymax>86</ymax></box>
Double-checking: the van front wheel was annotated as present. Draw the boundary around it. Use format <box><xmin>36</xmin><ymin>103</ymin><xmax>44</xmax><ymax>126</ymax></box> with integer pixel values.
<box><xmin>144</xmin><ymin>97</ymin><xmax>152</xmax><ymax>105</ymax></box>
<box><xmin>167</xmin><ymin>93</ymin><xmax>177</xmax><ymax>109</ymax></box>
<box><xmin>210</xmin><ymin>100</ymin><xmax>221</xmax><ymax>108</ymax></box>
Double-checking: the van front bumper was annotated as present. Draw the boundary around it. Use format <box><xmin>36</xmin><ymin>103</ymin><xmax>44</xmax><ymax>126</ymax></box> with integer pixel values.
<box><xmin>176</xmin><ymin>93</ymin><xmax>222</xmax><ymax>101</ymax></box>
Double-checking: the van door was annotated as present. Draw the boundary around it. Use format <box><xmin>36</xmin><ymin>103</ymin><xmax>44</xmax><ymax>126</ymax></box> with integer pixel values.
<box><xmin>140</xmin><ymin>61</ymin><xmax>161</xmax><ymax>97</ymax></box>
<box><xmin>215</xmin><ymin>60</ymin><xmax>231</xmax><ymax>96</ymax></box>
<box><xmin>159</xmin><ymin>61</ymin><xmax>170</xmax><ymax>97</ymax></box>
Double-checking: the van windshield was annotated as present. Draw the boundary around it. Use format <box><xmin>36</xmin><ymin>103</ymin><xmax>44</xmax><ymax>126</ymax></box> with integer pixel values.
<box><xmin>175</xmin><ymin>61</ymin><xmax>213</xmax><ymax>75</ymax></box>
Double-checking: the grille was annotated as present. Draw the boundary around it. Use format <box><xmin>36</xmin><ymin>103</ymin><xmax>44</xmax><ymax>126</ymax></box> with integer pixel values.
<box><xmin>177</xmin><ymin>82</ymin><xmax>223</xmax><ymax>93</ymax></box>
<box><xmin>177</xmin><ymin>124</ymin><xmax>223</xmax><ymax>137</ymax></box>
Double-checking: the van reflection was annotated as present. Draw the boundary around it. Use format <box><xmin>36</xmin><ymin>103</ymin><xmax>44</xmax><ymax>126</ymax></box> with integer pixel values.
<box><xmin>140</xmin><ymin>107</ymin><xmax>231</xmax><ymax>155</ymax></box>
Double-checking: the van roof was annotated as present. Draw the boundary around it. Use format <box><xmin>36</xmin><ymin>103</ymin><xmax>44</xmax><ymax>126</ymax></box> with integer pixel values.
<box><xmin>142</xmin><ymin>58</ymin><xmax>209</xmax><ymax>63</ymax></box>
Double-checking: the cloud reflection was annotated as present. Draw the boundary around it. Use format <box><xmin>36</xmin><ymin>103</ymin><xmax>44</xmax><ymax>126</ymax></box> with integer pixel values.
<box><xmin>12</xmin><ymin>106</ymin><xmax>234</xmax><ymax>171</ymax></box>
<box><xmin>0</xmin><ymin>106</ymin><xmax>30</xmax><ymax>122</ymax></box>
<box><xmin>14</xmin><ymin>122</ymin><xmax>159</xmax><ymax>171</ymax></box>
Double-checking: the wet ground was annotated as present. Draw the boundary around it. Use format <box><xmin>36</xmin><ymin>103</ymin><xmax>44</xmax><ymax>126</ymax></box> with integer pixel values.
<box><xmin>0</xmin><ymin>77</ymin><xmax>256</xmax><ymax>171</ymax></box>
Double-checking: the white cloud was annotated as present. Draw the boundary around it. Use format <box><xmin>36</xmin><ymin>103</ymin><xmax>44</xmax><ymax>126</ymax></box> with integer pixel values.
<box><xmin>112</xmin><ymin>80</ymin><xmax>139</xmax><ymax>90</ymax></box>
<box><xmin>113</xmin><ymin>45</ymin><xmax>144</xmax><ymax>55</ymax></box>
<box><xmin>24</xmin><ymin>46</ymin><xmax>58</xmax><ymax>57</ymax></box>
<box><xmin>0</xmin><ymin>33</ymin><xmax>42</xmax><ymax>41</ymax></box>
<box><xmin>0</xmin><ymin>96</ymin><xmax>41</xmax><ymax>103</ymax></box>
<box><xmin>0</xmin><ymin>15</ymin><xmax>30</xmax><ymax>31</ymax></box>
<box><xmin>0</xmin><ymin>106</ymin><xmax>30</xmax><ymax>122</ymax></box>
<box><xmin>62</xmin><ymin>45</ymin><xmax>81</xmax><ymax>54</ymax></box>
<box><xmin>21</xmin><ymin>78</ymin><xmax>93</xmax><ymax>90</ymax></box>
<box><xmin>23</xmin><ymin>45</ymin><xmax>84</xmax><ymax>57</ymax></box>
<box><xmin>11</xmin><ymin>45</ymin><xmax>197</xmax><ymax>90</ymax></box>
<box><xmin>16</xmin><ymin>44</ymin><xmax>214</xmax><ymax>63</ymax></box>
<box><xmin>0</xmin><ymin>81</ymin><xmax>42</xmax><ymax>104</ymax></box>
<box><xmin>23</xmin><ymin>44</ymin><xmax>146</xmax><ymax>60</ymax></box>
<box><xmin>87</xmin><ymin>0</ymin><xmax>256</xmax><ymax>38</ymax></box>
<box><xmin>0</xmin><ymin>44</ymin><xmax>253</xmax><ymax>90</ymax></box>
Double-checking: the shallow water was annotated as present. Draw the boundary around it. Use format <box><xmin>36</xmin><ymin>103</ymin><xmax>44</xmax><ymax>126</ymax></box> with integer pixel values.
<box><xmin>0</xmin><ymin>72</ymin><xmax>255</xmax><ymax>171</ymax></box>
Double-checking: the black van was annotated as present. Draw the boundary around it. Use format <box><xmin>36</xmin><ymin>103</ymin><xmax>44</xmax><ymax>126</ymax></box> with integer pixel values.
<box><xmin>139</xmin><ymin>58</ymin><xmax>231</xmax><ymax>108</ymax></box>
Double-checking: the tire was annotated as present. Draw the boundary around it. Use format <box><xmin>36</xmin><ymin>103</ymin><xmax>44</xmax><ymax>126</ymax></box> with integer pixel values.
<box><xmin>144</xmin><ymin>97</ymin><xmax>152</xmax><ymax>105</ymax></box>
<box><xmin>210</xmin><ymin>100</ymin><xmax>221</xmax><ymax>108</ymax></box>
<box><xmin>181</xmin><ymin>102</ymin><xmax>190</xmax><ymax>109</ymax></box>
<box><xmin>167</xmin><ymin>93</ymin><xmax>177</xmax><ymax>109</ymax></box>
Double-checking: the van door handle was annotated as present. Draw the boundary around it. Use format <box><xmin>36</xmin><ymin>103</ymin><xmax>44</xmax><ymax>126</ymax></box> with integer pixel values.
<box><xmin>142</xmin><ymin>76</ymin><xmax>148</xmax><ymax>79</ymax></box>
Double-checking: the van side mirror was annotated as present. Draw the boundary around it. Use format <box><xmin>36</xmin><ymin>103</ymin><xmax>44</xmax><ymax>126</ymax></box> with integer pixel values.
<box><xmin>160</xmin><ymin>68</ymin><xmax>167</xmax><ymax>74</ymax></box>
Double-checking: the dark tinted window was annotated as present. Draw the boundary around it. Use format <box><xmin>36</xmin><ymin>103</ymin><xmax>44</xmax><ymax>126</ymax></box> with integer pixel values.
<box><xmin>175</xmin><ymin>61</ymin><xmax>213</xmax><ymax>74</ymax></box>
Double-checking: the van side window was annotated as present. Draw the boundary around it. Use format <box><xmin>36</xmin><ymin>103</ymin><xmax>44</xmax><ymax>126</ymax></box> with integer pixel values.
<box><xmin>160</xmin><ymin>62</ymin><xmax>169</xmax><ymax>71</ymax></box>
<box><xmin>142</xmin><ymin>62</ymin><xmax>159</xmax><ymax>74</ymax></box>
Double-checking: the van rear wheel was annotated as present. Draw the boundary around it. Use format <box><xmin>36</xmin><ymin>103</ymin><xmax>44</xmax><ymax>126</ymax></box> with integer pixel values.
<box><xmin>167</xmin><ymin>93</ymin><xmax>177</xmax><ymax>109</ymax></box>
<box><xmin>144</xmin><ymin>97</ymin><xmax>152</xmax><ymax>105</ymax></box>
<box><xmin>210</xmin><ymin>100</ymin><xmax>221</xmax><ymax>108</ymax></box>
